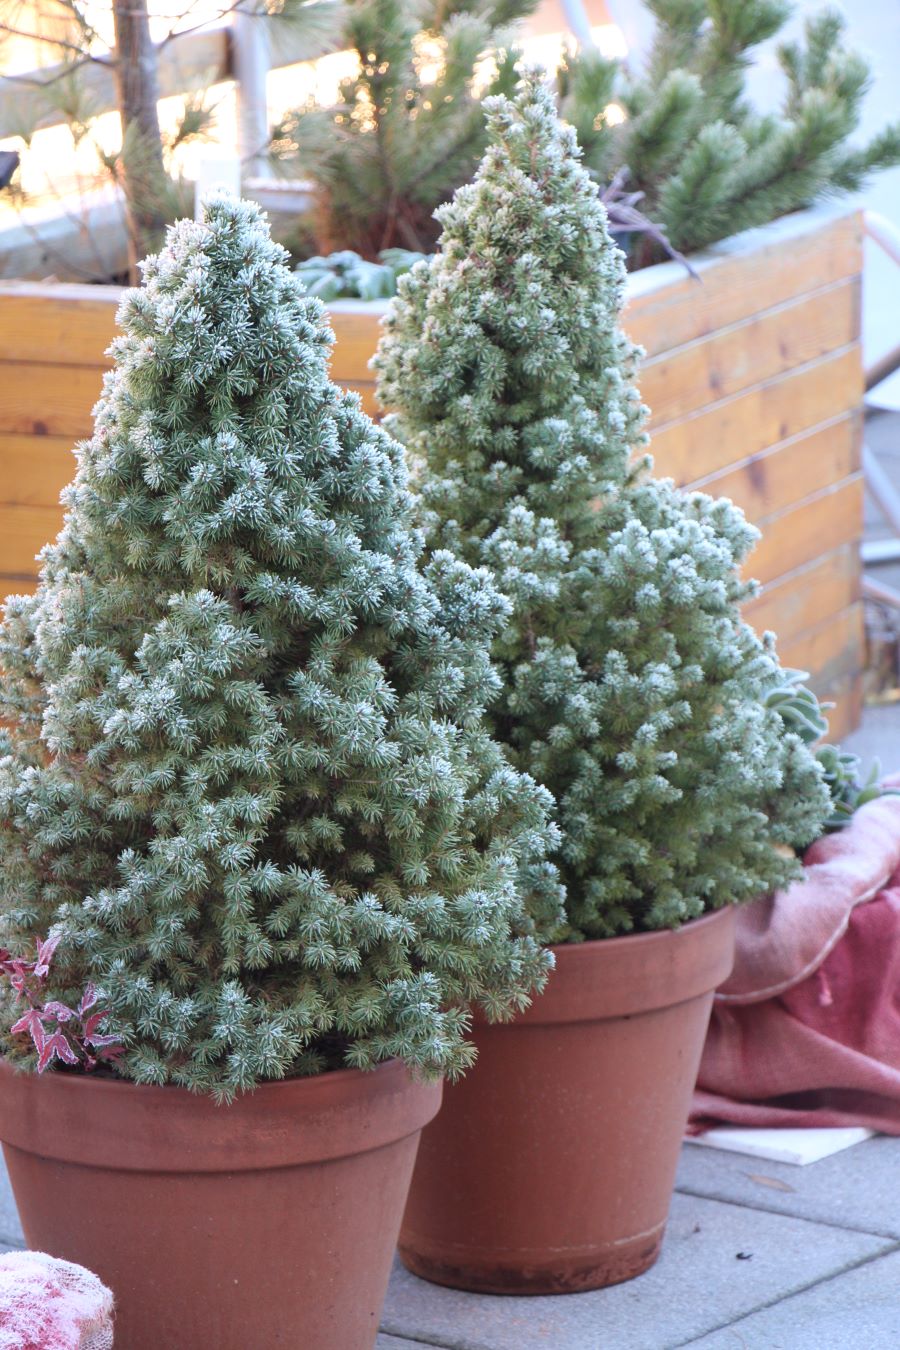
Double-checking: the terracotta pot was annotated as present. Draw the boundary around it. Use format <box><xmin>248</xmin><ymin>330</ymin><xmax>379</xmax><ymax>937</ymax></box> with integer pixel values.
<box><xmin>399</xmin><ymin>906</ymin><xmax>736</xmax><ymax>1294</ymax></box>
<box><xmin>0</xmin><ymin>1057</ymin><xmax>441</xmax><ymax>1350</ymax></box>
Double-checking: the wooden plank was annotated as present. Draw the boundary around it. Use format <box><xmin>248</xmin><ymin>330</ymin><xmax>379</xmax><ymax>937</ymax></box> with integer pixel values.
<box><xmin>0</xmin><ymin>288</ymin><xmax>387</xmax><ymax>402</ymax></box>
<box><xmin>0</xmin><ymin>286</ymin><xmax>122</xmax><ymax>367</ymax></box>
<box><xmin>687</xmin><ymin>414</ymin><xmax>860</xmax><ymax>524</ymax></box>
<box><xmin>650</xmin><ymin>346</ymin><xmax>862</xmax><ymax>486</ymax></box>
<box><xmin>743</xmin><ymin>543</ymin><xmax>861</xmax><ymax>639</ymax></box>
<box><xmin>0</xmin><ymin>288</ymin><xmax>388</xmax><ymax>377</ymax></box>
<box><xmin>641</xmin><ymin>277</ymin><xmax>859</xmax><ymax>428</ymax></box>
<box><xmin>777</xmin><ymin>603</ymin><xmax>864</xmax><ymax>693</ymax></box>
<box><xmin>817</xmin><ymin>675</ymin><xmax>863</xmax><ymax>742</ymax></box>
<box><xmin>328</xmin><ymin>304</ymin><xmax>386</xmax><ymax>383</ymax></box>
<box><xmin>747</xmin><ymin>476</ymin><xmax>863</xmax><ymax>588</ymax></box>
<box><xmin>0</xmin><ymin>506</ymin><xmax>63</xmax><ymax>575</ymax></box>
<box><xmin>0</xmin><ymin>208</ymin><xmax>860</xmax><ymax>375</ymax></box>
<box><xmin>0</xmin><ymin>435</ymin><xmax>76</xmax><ymax>507</ymax></box>
<box><xmin>0</xmin><ymin>363</ymin><xmax>105</xmax><ymax>438</ymax></box>
<box><xmin>624</xmin><ymin>211</ymin><xmax>861</xmax><ymax>358</ymax></box>
<box><xmin>0</xmin><ymin>363</ymin><xmax>377</xmax><ymax>439</ymax></box>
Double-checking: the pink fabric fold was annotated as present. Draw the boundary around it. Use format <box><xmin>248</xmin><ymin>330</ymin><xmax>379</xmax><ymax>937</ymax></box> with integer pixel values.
<box><xmin>691</xmin><ymin>780</ymin><xmax>900</xmax><ymax>1134</ymax></box>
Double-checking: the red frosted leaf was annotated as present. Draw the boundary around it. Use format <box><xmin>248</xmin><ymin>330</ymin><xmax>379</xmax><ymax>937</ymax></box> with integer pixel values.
<box><xmin>95</xmin><ymin>1043</ymin><xmax>125</xmax><ymax>1062</ymax></box>
<box><xmin>10</xmin><ymin>1009</ymin><xmax>47</xmax><ymax>1052</ymax></box>
<box><xmin>33</xmin><ymin>934</ymin><xmax>60</xmax><ymax>980</ymax></box>
<box><xmin>81</xmin><ymin>1010</ymin><xmax>112</xmax><ymax>1039</ymax></box>
<box><xmin>3</xmin><ymin>939</ymin><xmax>123</xmax><ymax>1076</ymax></box>
<box><xmin>37</xmin><ymin>1031</ymin><xmax>79</xmax><ymax>1073</ymax></box>
<box><xmin>78</xmin><ymin>984</ymin><xmax>99</xmax><ymax>1017</ymax></box>
<box><xmin>85</xmin><ymin>1032</ymin><xmax>122</xmax><ymax>1049</ymax></box>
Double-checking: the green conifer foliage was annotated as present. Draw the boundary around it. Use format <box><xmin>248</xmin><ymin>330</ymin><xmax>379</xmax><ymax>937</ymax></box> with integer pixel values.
<box><xmin>559</xmin><ymin>2</ymin><xmax>900</xmax><ymax>266</ymax></box>
<box><xmin>375</xmin><ymin>75</ymin><xmax>831</xmax><ymax>940</ymax></box>
<box><xmin>276</xmin><ymin>0</ymin><xmax>538</xmax><ymax>257</ymax></box>
<box><xmin>0</xmin><ymin>196</ymin><xmax>560</xmax><ymax>1098</ymax></box>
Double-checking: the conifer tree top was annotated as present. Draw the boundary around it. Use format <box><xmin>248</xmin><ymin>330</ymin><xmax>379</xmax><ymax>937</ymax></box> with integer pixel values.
<box><xmin>375</xmin><ymin>71</ymin><xmax>648</xmax><ymax>555</ymax></box>
<box><xmin>0</xmin><ymin>196</ymin><xmax>558</xmax><ymax>1097</ymax></box>
<box><xmin>377</xmin><ymin>75</ymin><xmax>831</xmax><ymax>940</ymax></box>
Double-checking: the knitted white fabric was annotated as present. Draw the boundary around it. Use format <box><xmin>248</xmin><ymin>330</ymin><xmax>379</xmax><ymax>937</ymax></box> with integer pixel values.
<box><xmin>0</xmin><ymin>1251</ymin><xmax>114</xmax><ymax>1349</ymax></box>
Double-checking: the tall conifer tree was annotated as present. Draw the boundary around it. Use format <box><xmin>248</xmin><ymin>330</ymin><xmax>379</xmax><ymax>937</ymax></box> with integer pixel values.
<box><xmin>376</xmin><ymin>74</ymin><xmax>831</xmax><ymax>939</ymax></box>
<box><xmin>0</xmin><ymin>196</ymin><xmax>559</xmax><ymax>1098</ymax></box>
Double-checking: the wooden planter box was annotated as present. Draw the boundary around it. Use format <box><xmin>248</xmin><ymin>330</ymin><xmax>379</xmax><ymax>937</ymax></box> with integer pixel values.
<box><xmin>0</xmin><ymin>205</ymin><xmax>864</xmax><ymax>736</ymax></box>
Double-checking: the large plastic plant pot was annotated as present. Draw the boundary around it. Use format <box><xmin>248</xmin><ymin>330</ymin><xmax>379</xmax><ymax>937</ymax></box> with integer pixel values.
<box><xmin>0</xmin><ymin>1057</ymin><xmax>441</xmax><ymax>1349</ymax></box>
<box><xmin>399</xmin><ymin>906</ymin><xmax>736</xmax><ymax>1294</ymax></box>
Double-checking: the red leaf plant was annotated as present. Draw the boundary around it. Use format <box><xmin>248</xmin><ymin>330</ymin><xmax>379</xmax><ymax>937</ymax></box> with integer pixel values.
<box><xmin>0</xmin><ymin>937</ymin><xmax>124</xmax><ymax>1074</ymax></box>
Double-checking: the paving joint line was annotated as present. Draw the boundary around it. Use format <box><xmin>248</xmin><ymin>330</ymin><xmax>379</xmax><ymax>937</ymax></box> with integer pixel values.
<box><xmin>674</xmin><ymin>1183</ymin><xmax>900</xmax><ymax>1240</ymax></box>
<box><xmin>379</xmin><ymin>1321</ymin><xmax>493</xmax><ymax>1350</ymax></box>
<box><xmin>379</xmin><ymin>1334</ymin><xmax>456</xmax><ymax>1350</ymax></box>
<box><xmin>669</xmin><ymin>1237</ymin><xmax>900</xmax><ymax>1348</ymax></box>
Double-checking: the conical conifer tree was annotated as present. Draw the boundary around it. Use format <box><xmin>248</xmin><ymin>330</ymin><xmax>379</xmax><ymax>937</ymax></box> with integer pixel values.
<box><xmin>0</xmin><ymin>196</ymin><xmax>560</xmax><ymax>1098</ymax></box>
<box><xmin>376</xmin><ymin>74</ymin><xmax>831</xmax><ymax>939</ymax></box>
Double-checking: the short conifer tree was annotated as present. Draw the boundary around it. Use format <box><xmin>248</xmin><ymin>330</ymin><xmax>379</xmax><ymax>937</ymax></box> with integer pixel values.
<box><xmin>375</xmin><ymin>74</ymin><xmax>832</xmax><ymax>940</ymax></box>
<box><xmin>0</xmin><ymin>196</ymin><xmax>560</xmax><ymax>1098</ymax></box>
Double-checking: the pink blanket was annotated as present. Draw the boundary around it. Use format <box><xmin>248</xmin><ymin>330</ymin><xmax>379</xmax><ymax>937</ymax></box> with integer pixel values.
<box><xmin>691</xmin><ymin>781</ymin><xmax>900</xmax><ymax>1134</ymax></box>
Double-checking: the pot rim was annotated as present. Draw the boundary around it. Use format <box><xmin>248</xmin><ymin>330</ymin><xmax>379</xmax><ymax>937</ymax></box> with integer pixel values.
<box><xmin>477</xmin><ymin>905</ymin><xmax>737</xmax><ymax>1027</ymax></box>
<box><xmin>0</xmin><ymin>1056</ymin><xmax>443</xmax><ymax>1173</ymax></box>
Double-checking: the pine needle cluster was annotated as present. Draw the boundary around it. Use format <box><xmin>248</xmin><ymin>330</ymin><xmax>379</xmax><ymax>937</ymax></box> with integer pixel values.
<box><xmin>375</xmin><ymin>74</ymin><xmax>832</xmax><ymax>940</ymax></box>
<box><xmin>275</xmin><ymin>0</ymin><xmax>538</xmax><ymax>257</ymax></box>
<box><xmin>559</xmin><ymin>1</ymin><xmax>900</xmax><ymax>265</ymax></box>
<box><xmin>0</xmin><ymin>196</ymin><xmax>560</xmax><ymax>1097</ymax></box>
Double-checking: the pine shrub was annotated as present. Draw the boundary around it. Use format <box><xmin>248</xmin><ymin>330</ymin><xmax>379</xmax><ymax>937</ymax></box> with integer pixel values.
<box><xmin>0</xmin><ymin>195</ymin><xmax>560</xmax><ymax>1098</ymax></box>
<box><xmin>375</xmin><ymin>74</ymin><xmax>832</xmax><ymax>941</ymax></box>
<box><xmin>559</xmin><ymin>2</ymin><xmax>900</xmax><ymax>266</ymax></box>
<box><xmin>275</xmin><ymin>0</ymin><xmax>538</xmax><ymax>257</ymax></box>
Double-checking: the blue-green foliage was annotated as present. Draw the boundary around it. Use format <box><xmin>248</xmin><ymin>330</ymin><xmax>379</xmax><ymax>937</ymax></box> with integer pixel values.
<box><xmin>0</xmin><ymin>196</ymin><xmax>560</xmax><ymax>1098</ymax></box>
<box><xmin>376</xmin><ymin>74</ymin><xmax>831</xmax><ymax>940</ymax></box>
<box><xmin>296</xmin><ymin>249</ymin><xmax>429</xmax><ymax>301</ymax></box>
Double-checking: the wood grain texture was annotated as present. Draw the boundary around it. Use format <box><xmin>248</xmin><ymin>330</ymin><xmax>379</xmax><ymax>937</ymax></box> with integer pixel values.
<box><xmin>0</xmin><ymin>506</ymin><xmax>62</xmax><ymax>574</ymax></box>
<box><xmin>748</xmin><ymin>476</ymin><xmax>863</xmax><ymax>588</ymax></box>
<box><xmin>642</xmin><ymin>278</ymin><xmax>858</xmax><ymax>428</ymax></box>
<box><xmin>743</xmin><ymin>543</ymin><xmax>861</xmax><ymax>638</ymax></box>
<box><xmin>650</xmin><ymin>346</ymin><xmax>862</xmax><ymax>486</ymax></box>
<box><xmin>0</xmin><ymin>577</ymin><xmax>38</xmax><ymax>610</ymax></box>
<box><xmin>0</xmin><ymin>363</ymin><xmax>106</xmax><ymax>438</ymax></box>
<box><xmin>820</xmin><ymin>678</ymin><xmax>863</xmax><ymax>743</ymax></box>
<box><xmin>0</xmin><ymin>435</ymin><xmax>76</xmax><ymax>507</ymax></box>
<box><xmin>0</xmin><ymin>285</ymin><xmax>122</xmax><ymax>367</ymax></box>
<box><xmin>778</xmin><ymin>603</ymin><xmax>865</xmax><ymax>696</ymax></box>
<box><xmin>624</xmin><ymin>210</ymin><xmax>861</xmax><ymax>357</ymax></box>
<box><xmin>687</xmin><ymin>413</ymin><xmax>861</xmax><ymax>523</ymax></box>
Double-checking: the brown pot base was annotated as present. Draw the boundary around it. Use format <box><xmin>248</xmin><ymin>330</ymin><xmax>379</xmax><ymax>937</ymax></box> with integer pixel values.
<box><xmin>399</xmin><ymin>1225</ymin><xmax>665</xmax><ymax>1294</ymax></box>
<box><xmin>400</xmin><ymin>907</ymin><xmax>736</xmax><ymax>1295</ymax></box>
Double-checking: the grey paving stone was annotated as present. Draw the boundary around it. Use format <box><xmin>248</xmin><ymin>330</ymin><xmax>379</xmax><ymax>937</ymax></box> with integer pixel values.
<box><xmin>843</xmin><ymin>704</ymin><xmax>900</xmax><ymax>771</ymax></box>
<box><xmin>685</xmin><ymin>1246</ymin><xmax>900</xmax><ymax>1349</ymax></box>
<box><xmin>0</xmin><ymin>1161</ymin><xmax>23</xmax><ymax>1248</ymax></box>
<box><xmin>380</xmin><ymin>1192</ymin><xmax>890</xmax><ymax>1350</ymax></box>
<box><xmin>677</xmin><ymin>1135</ymin><xmax>900</xmax><ymax>1239</ymax></box>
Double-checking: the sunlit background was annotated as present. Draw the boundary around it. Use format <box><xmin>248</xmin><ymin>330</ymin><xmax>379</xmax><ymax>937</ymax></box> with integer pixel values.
<box><xmin>0</xmin><ymin>0</ymin><xmax>625</xmax><ymax>206</ymax></box>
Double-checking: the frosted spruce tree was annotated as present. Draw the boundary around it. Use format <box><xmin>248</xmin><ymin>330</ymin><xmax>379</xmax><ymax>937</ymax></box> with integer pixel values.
<box><xmin>375</xmin><ymin>74</ymin><xmax>831</xmax><ymax>940</ymax></box>
<box><xmin>0</xmin><ymin>195</ymin><xmax>561</xmax><ymax>1098</ymax></box>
